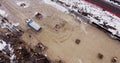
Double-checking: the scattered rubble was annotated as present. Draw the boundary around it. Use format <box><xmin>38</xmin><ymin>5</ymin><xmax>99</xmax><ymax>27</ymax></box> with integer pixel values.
<box><xmin>0</xmin><ymin>32</ymin><xmax>51</xmax><ymax>63</ymax></box>
<box><xmin>0</xmin><ymin>5</ymin><xmax>51</xmax><ymax>63</ymax></box>
<box><xmin>111</xmin><ymin>57</ymin><xmax>118</xmax><ymax>63</ymax></box>
<box><xmin>0</xmin><ymin>14</ymin><xmax>50</xmax><ymax>63</ymax></box>
<box><xmin>16</xmin><ymin>1</ymin><xmax>30</xmax><ymax>8</ymax></box>
<box><xmin>35</xmin><ymin>42</ymin><xmax>47</xmax><ymax>53</ymax></box>
<box><xmin>0</xmin><ymin>17</ymin><xmax>20</xmax><ymax>32</ymax></box>
<box><xmin>34</xmin><ymin>12</ymin><xmax>43</xmax><ymax>19</ymax></box>
<box><xmin>0</xmin><ymin>51</ymin><xmax>10</xmax><ymax>63</ymax></box>
<box><xmin>105</xmin><ymin>0</ymin><xmax>120</xmax><ymax>7</ymax></box>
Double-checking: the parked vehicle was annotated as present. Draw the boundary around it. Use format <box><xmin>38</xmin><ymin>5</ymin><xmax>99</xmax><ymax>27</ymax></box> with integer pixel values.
<box><xmin>26</xmin><ymin>19</ymin><xmax>42</xmax><ymax>31</ymax></box>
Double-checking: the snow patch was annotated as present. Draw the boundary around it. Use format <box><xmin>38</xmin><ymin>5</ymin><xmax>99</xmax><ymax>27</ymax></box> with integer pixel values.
<box><xmin>43</xmin><ymin>0</ymin><xmax>68</xmax><ymax>12</ymax></box>
<box><xmin>16</xmin><ymin>1</ymin><xmax>30</xmax><ymax>8</ymax></box>
<box><xmin>105</xmin><ymin>0</ymin><xmax>120</xmax><ymax>7</ymax></box>
<box><xmin>12</xmin><ymin>23</ymin><xmax>20</xmax><ymax>27</ymax></box>
<box><xmin>0</xmin><ymin>42</ymin><xmax>16</xmax><ymax>63</ymax></box>
<box><xmin>0</xmin><ymin>9</ymin><xmax>8</xmax><ymax>17</ymax></box>
<box><xmin>0</xmin><ymin>40</ymin><xmax>7</xmax><ymax>50</ymax></box>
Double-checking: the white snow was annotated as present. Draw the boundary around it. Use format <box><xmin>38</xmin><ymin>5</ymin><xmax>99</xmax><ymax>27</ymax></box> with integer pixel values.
<box><xmin>12</xmin><ymin>23</ymin><xmax>20</xmax><ymax>27</ymax></box>
<box><xmin>0</xmin><ymin>40</ymin><xmax>16</xmax><ymax>63</ymax></box>
<box><xmin>10</xmin><ymin>54</ymin><xmax>16</xmax><ymax>61</ymax></box>
<box><xmin>0</xmin><ymin>19</ymin><xmax>20</xmax><ymax>32</ymax></box>
<box><xmin>43</xmin><ymin>0</ymin><xmax>68</xmax><ymax>12</ymax></box>
<box><xmin>16</xmin><ymin>1</ymin><xmax>30</xmax><ymax>8</ymax></box>
<box><xmin>105</xmin><ymin>0</ymin><xmax>120</xmax><ymax>7</ymax></box>
<box><xmin>0</xmin><ymin>9</ymin><xmax>8</xmax><ymax>17</ymax></box>
<box><xmin>8</xmin><ymin>44</ymin><xmax>16</xmax><ymax>63</ymax></box>
<box><xmin>0</xmin><ymin>40</ymin><xmax>7</xmax><ymax>50</ymax></box>
<box><xmin>0</xmin><ymin>40</ymin><xmax>17</xmax><ymax>63</ymax></box>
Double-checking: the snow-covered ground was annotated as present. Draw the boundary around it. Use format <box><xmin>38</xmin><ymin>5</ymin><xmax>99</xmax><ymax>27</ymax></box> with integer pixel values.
<box><xmin>43</xmin><ymin>0</ymin><xmax>68</xmax><ymax>12</ymax></box>
<box><xmin>44</xmin><ymin>0</ymin><xmax>120</xmax><ymax>39</ymax></box>
<box><xmin>105</xmin><ymin>0</ymin><xmax>120</xmax><ymax>7</ymax></box>
<box><xmin>16</xmin><ymin>1</ymin><xmax>30</xmax><ymax>8</ymax></box>
<box><xmin>0</xmin><ymin>40</ymin><xmax>16</xmax><ymax>62</ymax></box>
<box><xmin>0</xmin><ymin>40</ymin><xmax>7</xmax><ymax>50</ymax></box>
<box><xmin>0</xmin><ymin>9</ymin><xmax>8</xmax><ymax>17</ymax></box>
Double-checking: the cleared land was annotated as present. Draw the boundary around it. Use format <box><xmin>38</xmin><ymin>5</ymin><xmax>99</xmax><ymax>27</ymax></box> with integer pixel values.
<box><xmin>0</xmin><ymin>0</ymin><xmax>120</xmax><ymax>63</ymax></box>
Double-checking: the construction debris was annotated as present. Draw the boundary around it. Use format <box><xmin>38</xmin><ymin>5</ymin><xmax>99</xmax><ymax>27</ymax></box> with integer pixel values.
<box><xmin>0</xmin><ymin>51</ymin><xmax>10</xmax><ymax>63</ymax></box>
<box><xmin>0</xmin><ymin>16</ymin><xmax>20</xmax><ymax>33</ymax></box>
<box><xmin>111</xmin><ymin>57</ymin><xmax>118</xmax><ymax>63</ymax></box>
<box><xmin>54</xmin><ymin>24</ymin><xmax>61</xmax><ymax>31</ymax></box>
<box><xmin>20</xmin><ymin>3</ymin><xmax>26</xmax><ymax>7</ymax></box>
<box><xmin>16</xmin><ymin>1</ymin><xmax>30</xmax><ymax>8</ymax></box>
<box><xmin>35</xmin><ymin>42</ymin><xmax>47</xmax><ymax>52</ymax></box>
<box><xmin>97</xmin><ymin>53</ymin><xmax>104</xmax><ymax>59</ymax></box>
<box><xmin>75</xmin><ymin>39</ymin><xmax>81</xmax><ymax>44</ymax></box>
<box><xmin>0</xmin><ymin>32</ymin><xmax>51</xmax><ymax>63</ymax></box>
<box><xmin>54</xmin><ymin>60</ymin><xmax>64</xmax><ymax>63</ymax></box>
<box><xmin>34</xmin><ymin>12</ymin><xmax>43</xmax><ymax>19</ymax></box>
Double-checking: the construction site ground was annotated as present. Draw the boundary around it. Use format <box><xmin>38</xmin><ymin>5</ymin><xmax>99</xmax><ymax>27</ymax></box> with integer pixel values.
<box><xmin>0</xmin><ymin>0</ymin><xmax>120</xmax><ymax>63</ymax></box>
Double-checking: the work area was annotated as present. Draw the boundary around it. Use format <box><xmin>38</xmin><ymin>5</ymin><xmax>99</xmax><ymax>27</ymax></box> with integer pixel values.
<box><xmin>0</xmin><ymin>0</ymin><xmax>120</xmax><ymax>63</ymax></box>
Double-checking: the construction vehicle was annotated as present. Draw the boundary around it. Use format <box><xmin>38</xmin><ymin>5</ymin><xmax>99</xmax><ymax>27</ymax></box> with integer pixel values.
<box><xmin>26</xmin><ymin>19</ymin><xmax>42</xmax><ymax>31</ymax></box>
